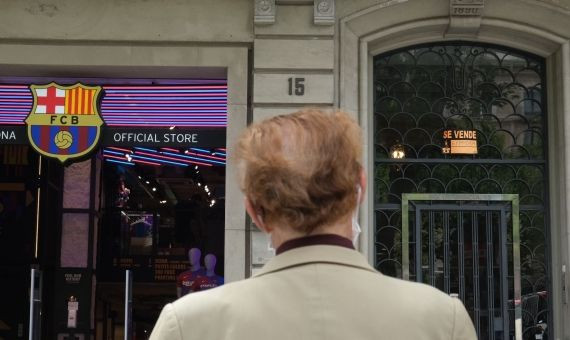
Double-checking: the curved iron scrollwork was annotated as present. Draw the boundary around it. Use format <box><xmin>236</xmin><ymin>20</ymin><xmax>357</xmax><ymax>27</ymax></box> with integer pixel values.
<box><xmin>373</xmin><ymin>44</ymin><xmax>549</xmax><ymax>340</ymax></box>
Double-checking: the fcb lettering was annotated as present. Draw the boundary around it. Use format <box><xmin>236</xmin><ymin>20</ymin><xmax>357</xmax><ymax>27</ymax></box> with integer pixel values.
<box><xmin>25</xmin><ymin>83</ymin><xmax>104</xmax><ymax>163</ymax></box>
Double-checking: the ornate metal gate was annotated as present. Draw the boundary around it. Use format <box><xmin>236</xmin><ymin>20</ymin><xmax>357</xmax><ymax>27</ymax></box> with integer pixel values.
<box><xmin>402</xmin><ymin>194</ymin><xmax>521</xmax><ymax>340</ymax></box>
<box><xmin>373</xmin><ymin>43</ymin><xmax>550</xmax><ymax>339</ymax></box>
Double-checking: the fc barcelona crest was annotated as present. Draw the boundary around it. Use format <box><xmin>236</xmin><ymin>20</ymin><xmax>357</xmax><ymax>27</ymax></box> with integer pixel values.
<box><xmin>25</xmin><ymin>83</ymin><xmax>104</xmax><ymax>163</ymax></box>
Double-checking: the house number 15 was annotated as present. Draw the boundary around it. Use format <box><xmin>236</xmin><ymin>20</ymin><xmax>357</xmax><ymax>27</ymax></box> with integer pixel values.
<box><xmin>288</xmin><ymin>77</ymin><xmax>305</xmax><ymax>96</ymax></box>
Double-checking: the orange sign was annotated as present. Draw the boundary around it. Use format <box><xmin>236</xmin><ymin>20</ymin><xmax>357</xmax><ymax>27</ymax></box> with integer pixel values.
<box><xmin>442</xmin><ymin>130</ymin><xmax>478</xmax><ymax>155</ymax></box>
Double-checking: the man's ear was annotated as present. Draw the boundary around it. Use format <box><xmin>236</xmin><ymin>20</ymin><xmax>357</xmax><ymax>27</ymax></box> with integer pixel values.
<box><xmin>359</xmin><ymin>169</ymin><xmax>367</xmax><ymax>204</ymax></box>
<box><xmin>244</xmin><ymin>197</ymin><xmax>270</xmax><ymax>233</ymax></box>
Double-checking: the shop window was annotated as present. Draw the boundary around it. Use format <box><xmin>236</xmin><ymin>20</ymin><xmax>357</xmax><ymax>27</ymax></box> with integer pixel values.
<box><xmin>99</xmin><ymin>150</ymin><xmax>226</xmax><ymax>284</ymax></box>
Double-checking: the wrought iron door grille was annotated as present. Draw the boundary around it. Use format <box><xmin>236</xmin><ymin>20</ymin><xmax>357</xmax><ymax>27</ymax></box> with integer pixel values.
<box><xmin>402</xmin><ymin>194</ymin><xmax>520</xmax><ymax>340</ymax></box>
<box><xmin>373</xmin><ymin>43</ymin><xmax>550</xmax><ymax>340</ymax></box>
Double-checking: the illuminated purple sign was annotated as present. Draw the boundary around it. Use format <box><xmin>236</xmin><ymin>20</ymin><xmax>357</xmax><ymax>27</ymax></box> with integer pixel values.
<box><xmin>0</xmin><ymin>82</ymin><xmax>227</xmax><ymax>127</ymax></box>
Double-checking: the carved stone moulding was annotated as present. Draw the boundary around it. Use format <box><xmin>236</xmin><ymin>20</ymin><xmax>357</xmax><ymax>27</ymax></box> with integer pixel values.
<box><xmin>450</xmin><ymin>0</ymin><xmax>485</xmax><ymax>16</ymax></box>
<box><xmin>255</xmin><ymin>0</ymin><xmax>276</xmax><ymax>25</ymax></box>
<box><xmin>314</xmin><ymin>0</ymin><xmax>335</xmax><ymax>25</ymax></box>
<box><xmin>447</xmin><ymin>0</ymin><xmax>485</xmax><ymax>36</ymax></box>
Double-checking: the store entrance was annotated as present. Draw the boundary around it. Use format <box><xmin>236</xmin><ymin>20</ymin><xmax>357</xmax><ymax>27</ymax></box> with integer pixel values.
<box><xmin>0</xmin><ymin>146</ymin><xmax>62</xmax><ymax>340</ymax></box>
<box><xmin>95</xmin><ymin>147</ymin><xmax>226</xmax><ymax>339</ymax></box>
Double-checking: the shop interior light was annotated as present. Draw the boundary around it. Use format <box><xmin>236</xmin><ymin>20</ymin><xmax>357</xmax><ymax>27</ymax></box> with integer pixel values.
<box><xmin>102</xmin><ymin>147</ymin><xmax>226</xmax><ymax>168</ymax></box>
<box><xmin>159</xmin><ymin>151</ymin><xmax>215</xmax><ymax>167</ymax></box>
<box><xmin>152</xmin><ymin>187</ymin><xmax>157</xmax><ymax>192</ymax></box>
<box><xmin>190</xmin><ymin>147</ymin><xmax>211</xmax><ymax>154</ymax></box>
<box><xmin>132</xmin><ymin>153</ymin><xmax>189</xmax><ymax>167</ymax></box>
<box><xmin>104</xmin><ymin>154</ymin><xmax>136</xmax><ymax>164</ymax></box>
<box><xmin>184</xmin><ymin>150</ymin><xmax>225</xmax><ymax>162</ymax></box>
<box><xmin>108</xmin><ymin>147</ymin><xmax>132</xmax><ymax>153</ymax></box>
<box><xmin>103</xmin><ymin>149</ymin><xmax>126</xmax><ymax>157</ymax></box>
<box><xmin>106</xmin><ymin>159</ymin><xmax>135</xmax><ymax>166</ymax></box>
<box><xmin>132</xmin><ymin>159</ymin><xmax>161</xmax><ymax>166</ymax></box>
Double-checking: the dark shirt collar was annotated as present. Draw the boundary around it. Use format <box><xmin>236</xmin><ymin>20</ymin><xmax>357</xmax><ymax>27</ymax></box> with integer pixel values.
<box><xmin>276</xmin><ymin>234</ymin><xmax>354</xmax><ymax>255</ymax></box>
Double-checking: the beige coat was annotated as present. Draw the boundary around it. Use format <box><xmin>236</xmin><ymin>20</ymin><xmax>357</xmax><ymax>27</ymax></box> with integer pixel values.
<box><xmin>150</xmin><ymin>245</ymin><xmax>477</xmax><ymax>340</ymax></box>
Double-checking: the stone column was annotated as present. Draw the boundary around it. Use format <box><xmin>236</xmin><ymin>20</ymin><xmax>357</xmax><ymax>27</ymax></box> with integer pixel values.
<box><xmin>250</xmin><ymin>0</ymin><xmax>336</xmax><ymax>275</ymax></box>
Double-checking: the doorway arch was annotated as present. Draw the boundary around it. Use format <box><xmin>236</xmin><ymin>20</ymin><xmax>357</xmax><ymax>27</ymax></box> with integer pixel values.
<box><xmin>337</xmin><ymin>2</ymin><xmax>570</xmax><ymax>339</ymax></box>
<box><xmin>372</xmin><ymin>42</ymin><xmax>549</xmax><ymax>339</ymax></box>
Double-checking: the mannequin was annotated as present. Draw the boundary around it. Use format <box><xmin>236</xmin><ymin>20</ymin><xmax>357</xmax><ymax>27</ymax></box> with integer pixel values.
<box><xmin>190</xmin><ymin>254</ymin><xmax>224</xmax><ymax>292</ymax></box>
<box><xmin>176</xmin><ymin>248</ymin><xmax>206</xmax><ymax>297</ymax></box>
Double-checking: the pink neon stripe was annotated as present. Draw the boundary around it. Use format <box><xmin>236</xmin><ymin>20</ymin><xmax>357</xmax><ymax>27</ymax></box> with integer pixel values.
<box><xmin>161</xmin><ymin>148</ymin><xmax>180</xmax><ymax>153</ymax></box>
<box><xmin>102</xmin><ymin>112</ymin><xmax>226</xmax><ymax>115</ymax></box>
<box><xmin>0</xmin><ymin>99</ymin><xmax>32</xmax><ymax>102</ymax></box>
<box><xmin>102</xmin><ymin>115</ymin><xmax>226</xmax><ymax>118</ymax></box>
<box><xmin>100</xmin><ymin>112</ymin><xmax>227</xmax><ymax>118</ymax></box>
<box><xmin>106</xmin><ymin>123</ymin><xmax>226</xmax><ymax>125</ymax></box>
<box><xmin>0</xmin><ymin>105</ymin><xmax>32</xmax><ymax>109</ymax></box>
<box><xmin>102</xmin><ymin>100</ymin><xmax>226</xmax><ymax>104</ymax></box>
<box><xmin>107</xmin><ymin>147</ymin><xmax>133</xmax><ymax>153</ymax></box>
<box><xmin>103</xmin><ymin>120</ymin><xmax>226</xmax><ymax>123</ymax></box>
<box><xmin>135</xmin><ymin>151</ymin><xmax>213</xmax><ymax>167</ymax></box>
<box><xmin>104</xmin><ymin>123</ymin><xmax>226</xmax><ymax>126</ymax></box>
<box><xmin>0</xmin><ymin>85</ymin><xmax>28</xmax><ymax>89</ymax></box>
<box><xmin>106</xmin><ymin>123</ymin><xmax>225</xmax><ymax>127</ymax></box>
<box><xmin>103</xmin><ymin>86</ymin><xmax>227</xmax><ymax>90</ymax></box>
<box><xmin>102</xmin><ymin>115</ymin><xmax>226</xmax><ymax>117</ymax></box>
<box><xmin>101</xmin><ymin>106</ymin><xmax>227</xmax><ymax>110</ymax></box>
<box><xmin>105</xmin><ymin>93</ymin><xmax>225</xmax><ymax>97</ymax></box>
<box><xmin>102</xmin><ymin>113</ymin><xmax>226</xmax><ymax>115</ymax></box>
<box><xmin>102</xmin><ymin>113</ymin><xmax>226</xmax><ymax>116</ymax></box>
<box><xmin>0</xmin><ymin>92</ymin><xmax>31</xmax><ymax>96</ymax></box>
<box><xmin>133</xmin><ymin>159</ymin><xmax>161</xmax><ymax>166</ymax></box>
<box><xmin>185</xmin><ymin>151</ymin><xmax>225</xmax><ymax>161</ymax></box>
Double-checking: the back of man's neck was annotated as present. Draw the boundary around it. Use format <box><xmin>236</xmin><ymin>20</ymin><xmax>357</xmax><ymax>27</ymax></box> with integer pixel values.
<box><xmin>269</xmin><ymin>218</ymin><xmax>352</xmax><ymax>250</ymax></box>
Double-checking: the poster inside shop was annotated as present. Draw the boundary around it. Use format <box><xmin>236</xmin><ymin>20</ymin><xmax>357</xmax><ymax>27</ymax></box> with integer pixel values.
<box><xmin>53</xmin><ymin>269</ymin><xmax>92</xmax><ymax>332</ymax></box>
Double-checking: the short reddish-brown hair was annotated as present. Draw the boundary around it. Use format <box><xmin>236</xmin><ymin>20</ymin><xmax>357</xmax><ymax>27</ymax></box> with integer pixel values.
<box><xmin>235</xmin><ymin>108</ymin><xmax>362</xmax><ymax>234</ymax></box>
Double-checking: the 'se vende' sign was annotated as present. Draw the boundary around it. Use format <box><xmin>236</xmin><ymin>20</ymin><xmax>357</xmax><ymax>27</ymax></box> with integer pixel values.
<box><xmin>442</xmin><ymin>130</ymin><xmax>478</xmax><ymax>155</ymax></box>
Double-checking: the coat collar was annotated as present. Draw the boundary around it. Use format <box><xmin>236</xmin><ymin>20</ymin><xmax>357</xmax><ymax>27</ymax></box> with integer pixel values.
<box><xmin>276</xmin><ymin>234</ymin><xmax>354</xmax><ymax>255</ymax></box>
<box><xmin>253</xmin><ymin>245</ymin><xmax>378</xmax><ymax>278</ymax></box>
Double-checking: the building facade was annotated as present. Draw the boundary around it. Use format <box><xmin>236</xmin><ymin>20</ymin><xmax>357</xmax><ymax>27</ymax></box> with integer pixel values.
<box><xmin>0</xmin><ymin>0</ymin><xmax>569</xmax><ymax>339</ymax></box>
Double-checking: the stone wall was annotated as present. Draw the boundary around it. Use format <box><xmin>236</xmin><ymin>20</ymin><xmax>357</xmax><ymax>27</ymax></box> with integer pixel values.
<box><xmin>0</xmin><ymin>0</ymin><xmax>253</xmax><ymax>42</ymax></box>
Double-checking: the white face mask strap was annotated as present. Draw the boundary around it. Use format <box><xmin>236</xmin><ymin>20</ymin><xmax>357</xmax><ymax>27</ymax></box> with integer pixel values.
<box><xmin>352</xmin><ymin>185</ymin><xmax>362</xmax><ymax>246</ymax></box>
